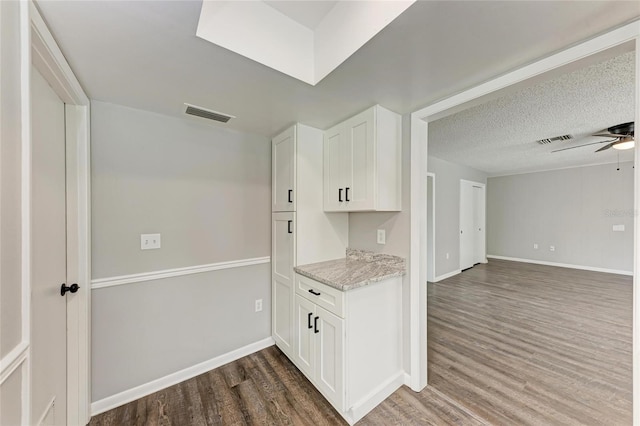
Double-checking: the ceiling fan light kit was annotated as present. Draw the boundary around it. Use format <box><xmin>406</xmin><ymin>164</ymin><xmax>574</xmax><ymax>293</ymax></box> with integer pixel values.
<box><xmin>550</xmin><ymin>122</ymin><xmax>635</xmax><ymax>153</ymax></box>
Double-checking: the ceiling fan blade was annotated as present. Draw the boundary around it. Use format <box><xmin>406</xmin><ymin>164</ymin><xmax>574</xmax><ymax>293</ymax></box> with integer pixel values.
<box><xmin>592</xmin><ymin>133</ymin><xmax>619</xmax><ymax>138</ymax></box>
<box><xmin>551</xmin><ymin>140</ymin><xmax>616</xmax><ymax>153</ymax></box>
<box><xmin>595</xmin><ymin>142</ymin><xmax>617</xmax><ymax>152</ymax></box>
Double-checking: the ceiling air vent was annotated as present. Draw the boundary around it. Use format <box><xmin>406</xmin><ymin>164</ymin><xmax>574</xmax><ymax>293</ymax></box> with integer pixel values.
<box><xmin>184</xmin><ymin>103</ymin><xmax>235</xmax><ymax>123</ymax></box>
<box><xmin>536</xmin><ymin>134</ymin><xmax>573</xmax><ymax>145</ymax></box>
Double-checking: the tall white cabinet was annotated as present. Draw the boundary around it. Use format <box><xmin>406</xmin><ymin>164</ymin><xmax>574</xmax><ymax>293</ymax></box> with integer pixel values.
<box><xmin>271</xmin><ymin>124</ymin><xmax>348</xmax><ymax>358</ymax></box>
<box><xmin>323</xmin><ymin>105</ymin><xmax>402</xmax><ymax>212</ymax></box>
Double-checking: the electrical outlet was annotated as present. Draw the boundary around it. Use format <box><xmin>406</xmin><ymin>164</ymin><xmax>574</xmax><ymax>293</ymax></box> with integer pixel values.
<box><xmin>446</xmin><ymin>253</ymin><xmax>450</xmax><ymax>260</ymax></box>
<box><xmin>549</xmin><ymin>245</ymin><xmax>555</xmax><ymax>252</ymax></box>
<box><xmin>141</xmin><ymin>233</ymin><xmax>161</xmax><ymax>250</ymax></box>
<box><xmin>255</xmin><ymin>299</ymin><xmax>263</xmax><ymax>312</ymax></box>
<box><xmin>377</xmin><ymin>229</ymin><xmax>386</xmax><ymax>244</ymax></box>
<box><xmin>533</xmin><ymin>243</ymin><xmax>538</xmax><ymax>249</ymax></box>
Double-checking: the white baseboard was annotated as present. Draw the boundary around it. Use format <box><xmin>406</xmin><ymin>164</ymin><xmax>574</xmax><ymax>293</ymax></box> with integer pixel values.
<box><xmin>90</xmin><ymin>337</ymin><xmax>275</xmax><ymax>416</ymax></box>
<box><xmin>433</xmin><ymin>269</ymin><xmax>461</xmax><ymax>282</ymax></box>
<box><xmin>345</xmin><ymin>371</ymin><xmax>405</xmax><ymax>425</ymax></box>
<box><xmin>486</xmin><ymin>255</ymin><xmax>633</xmax><ymax>276</ymax></box>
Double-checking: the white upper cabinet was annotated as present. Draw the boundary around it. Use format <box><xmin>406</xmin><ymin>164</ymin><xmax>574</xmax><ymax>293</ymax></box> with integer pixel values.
<box><xmin>272</xmin><ymin>126</ymin><xmax>296</xmax><ymax>212</ymax></box>
<box><xmin>323</xmin><ymin>105</ymin><xmax>402</xmax><ymax>212</ymax></box>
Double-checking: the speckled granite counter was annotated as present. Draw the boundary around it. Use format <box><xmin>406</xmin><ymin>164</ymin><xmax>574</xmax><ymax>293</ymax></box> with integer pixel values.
<box><xmin>293</xmin><ymin>249</ymin><xmax>406</xmax><ymax>291</ymax></box>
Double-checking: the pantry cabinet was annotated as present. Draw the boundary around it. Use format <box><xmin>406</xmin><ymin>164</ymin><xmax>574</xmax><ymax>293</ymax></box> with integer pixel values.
<box><xmin>323</xmin><ymin>105</ymin><xmax>402</xmax><ymax>212</ymax></box>
<box><xmin>271</xmin><ymin>124</ymin><xmax>348</xmax><ymax>360</ymax></box>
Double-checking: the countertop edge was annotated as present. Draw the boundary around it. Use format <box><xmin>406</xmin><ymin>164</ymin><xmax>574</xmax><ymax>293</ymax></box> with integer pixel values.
<box><xmin>293</xmin><ymin>266</ymin><xmax>405</xmax><ymax>292</ymax></box>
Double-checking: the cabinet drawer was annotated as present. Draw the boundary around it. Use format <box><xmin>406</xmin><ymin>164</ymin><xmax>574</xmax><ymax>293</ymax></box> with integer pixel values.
<box><xmin>295</xmin><ymin>274</ymin><xmax>345</xmax><ymax>318</ymax></box>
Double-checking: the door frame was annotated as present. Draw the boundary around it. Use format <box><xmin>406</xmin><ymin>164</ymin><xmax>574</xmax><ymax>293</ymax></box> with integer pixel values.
<box><xmin>28</xmin><ymin>2</ymin><xmax>91</xmax><ymax>425</ymax></box>
<box><xmin>408</xmin><ymin>19</ymin><xmax>640</xmax><ymax>411</ymax></box>
<box><xmin>459</xmin><ymin>179</ymin><xmax>486</xmax><ymax>271</ymax></box>
<box><xmin>426</xmin><ymin>173</ymin><xmax>435</xmax><ymax>282</ymax></box>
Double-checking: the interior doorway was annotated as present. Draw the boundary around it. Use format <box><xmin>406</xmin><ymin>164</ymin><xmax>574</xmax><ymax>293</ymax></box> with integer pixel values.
<box><xmin>459</xmin><ymin>180</ymin><xmax>486</xmax><ymax>270</ymax></box>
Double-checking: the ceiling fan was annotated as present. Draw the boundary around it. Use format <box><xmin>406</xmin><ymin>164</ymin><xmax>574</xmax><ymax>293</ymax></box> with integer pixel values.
<box><xmin>551</xmin><ymin>122</ymin><xmax>635</xmax><ymax>153</ymax></box>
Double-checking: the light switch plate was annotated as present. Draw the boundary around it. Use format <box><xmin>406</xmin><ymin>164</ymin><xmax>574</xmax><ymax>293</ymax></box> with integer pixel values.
<box><xmin>549</xmin><ymin>245</ymin><xmax>555</xmax><ymax>252</ymax></box>
<box><xmin>533</xmin><ymin>243</ymin><xmax>539</xmax><ymax>249</ymax></box>
<box><xmin>613</xmin><ymin>224</ymin><xmax>625</xmax><ymax>232</ymax></box>
<box><xmin>141</xmin><ymin>233</ymin><xmax>161</xmax><ymax>250</ymax></box>
<box><xmin>377</xmin><ymin>229</ymin><xmax>386</xmax><ymax>244</ymax></box>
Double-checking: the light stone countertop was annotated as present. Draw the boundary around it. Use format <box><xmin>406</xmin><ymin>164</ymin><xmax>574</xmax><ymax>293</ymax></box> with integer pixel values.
<box><xmin>293</xmin><ymin>248</ymin><xmax>406</xmax><ymax>292</ymax></box>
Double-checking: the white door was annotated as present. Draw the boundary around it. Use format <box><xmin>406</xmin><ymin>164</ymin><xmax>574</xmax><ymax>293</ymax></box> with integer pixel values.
<box><xmin>315</xmin><ymin>306</ymin><xmax>344</xmax><ymax>411</ymax></box>
<box><xmin>427</xmin><ymin>174</ymin><xmax>435</xmax><ymax>282</ymax></box>
<box><xmin>460</xmin><ymin>180</ymin><xmax>486</xmax><ymax>270</ymax></box>
<box><xmin>31</xmin><ymin>65</ymin><xmax>68</xmax><ymax>425</ymax></box>
<box><xmin>460</xmin><ymin>181</ymin><xmax>475</xmax><ymax>270</ymax></box>
<box><xmin>343</xmin><ymin>109</ymin><xmax>374</xmax><ymax>211</ymax></box>
<box><xmin>272</xmin><ymin>126</ymin><xmax>296</xmax><ymax>212</ymax></box>
<box><xmin>474</xmin><ymin>185</ymin><xmax>486</xmax><ymax>264</ymax></box>
<box><xmin>294</xmin><ymin>294</ymin><xmax>315</xmax><ymax>379</ymax></box>
<box><xmin>323</xmin><ymin>125</ymin><xmax>344</xmax><ymax>211</ymax></box>
<box><xmin>272</xmin><ymin>212</ymin><xmax>296</xmax><ymax>355</ymax></box>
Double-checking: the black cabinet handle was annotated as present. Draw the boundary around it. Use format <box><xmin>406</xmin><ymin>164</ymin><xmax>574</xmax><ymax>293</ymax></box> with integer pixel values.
<box><xmin>308</xmin><ymin>289</ymin><xmax>320</xmax><ymax>296</ymax></box>
<box><xmin>338</xmin><ymin>188</ymin><xmax>343</xmax><ymax>202</ymax></box>
<box><xmin>288</xmin><ymin>189</ymin><xmax>293</xmax><ymax>203</ymax></box>
<box><xmin>61</xmin><ymin>283</ymin><xmax>80</xmax><ymax>296</ymax></box>
<box><xmin>287</xmin><ymin>220</ymin><xmax>292</xmax><ymax>234</ymax></box>
<box><xmin>307</xmin><ymin>312</ymin><xmax>313</xmax><ymax>329</ymax></box>
<box><xmin>345</xmin><ymin>187</ymin><xmax>350</xmax><ymax>202</ymax></box>
<box><xmin>314</xmin><ymin>316</ymin><xmax>319</xmax><ymax>334</ymax></box>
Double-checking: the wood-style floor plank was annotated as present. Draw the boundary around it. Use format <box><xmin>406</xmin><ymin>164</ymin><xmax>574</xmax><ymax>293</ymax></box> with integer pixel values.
<box><xmin>90</xmin><ymin>259</ymin><xmax>631</xmax><ymax>425</ymax></box>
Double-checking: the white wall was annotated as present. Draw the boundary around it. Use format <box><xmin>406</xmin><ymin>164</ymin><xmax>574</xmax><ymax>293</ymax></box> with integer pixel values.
<box><xmin>487</xmin><ymin>162</ymin><xmax>634</xmax><ymax>272</ymax></box>
<box><xmin>427</xmin><ymin>156</ymin><xmax>488</xmax><ymax>278</ymax></box>
<box><xmin>91</xmin><ymin>101</ymin><xmax>271</xmax><ymax>402</ymax></box>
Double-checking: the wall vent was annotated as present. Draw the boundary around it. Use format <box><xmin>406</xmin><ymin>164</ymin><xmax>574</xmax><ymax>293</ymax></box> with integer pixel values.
<box><xmin>536</xmin><ymin>134</ymin><xmax>573</xmax><ymax>145</ymax></box>
<box><xmin>184</xmin><ymin>103</ymin><xmax>235</xmax><ymax>123</ymax></box>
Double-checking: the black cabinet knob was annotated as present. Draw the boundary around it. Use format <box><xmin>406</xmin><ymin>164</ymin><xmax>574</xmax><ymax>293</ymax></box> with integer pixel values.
<box><xmin>61</xmin><ymin>283</ymin><xmax>80</xmax><ymax>296</ymax></box>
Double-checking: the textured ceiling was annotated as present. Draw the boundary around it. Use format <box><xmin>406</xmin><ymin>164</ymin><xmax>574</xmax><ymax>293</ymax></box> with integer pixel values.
<box><xmin>35</xmin><ymin>1</ymin><xmax>640</xmax><ymax>137</ymax></box>
<box><xmin>429</xmin><ymin>52</ymin><xmax>636</xmax><ymax>176</ymax></box>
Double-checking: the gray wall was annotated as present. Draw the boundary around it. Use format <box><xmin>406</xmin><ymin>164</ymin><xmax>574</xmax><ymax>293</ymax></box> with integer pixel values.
<box><xmin>487</xmin><ymin>162</ymin><xmax>634</xmax><ymax>272</ymax></box>
<box><xmin>91</xmin><ymin>101</ymin><xmax>271</xmax><ymax>401</ymax></box>
<box><xmin>348</xmin><ymin>114</ymin><xmax>411</xmax><ymax>371</ymax></box>
<box><xmin>428</xmin><ymin>156</ymin><xmax>488</xmax><ymax>278</ymax></box>
<box><xmin>0</xmin><ymin>2</ymin><xmax>24</xmax><ymax>423</ymax></box>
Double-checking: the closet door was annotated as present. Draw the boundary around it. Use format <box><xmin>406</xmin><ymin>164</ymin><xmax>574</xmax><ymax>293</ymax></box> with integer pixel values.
<box><xmin>272</xmin><ymin>212</ymin><xmax>296</xmax><ymax>355</ymax></box>
<box><xmin>460</xmin><ymin>180</ymin><xmax>476</xmax><ymax>270</ymax></box>
<box><xmin>273</xmin><ymin>127</ymin><xmax>296</xmax><ymax>212</ymax></box>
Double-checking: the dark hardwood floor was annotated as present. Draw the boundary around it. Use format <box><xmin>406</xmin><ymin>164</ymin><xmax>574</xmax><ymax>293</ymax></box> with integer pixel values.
<box><xmin>90</xmin><ymin>259</ymin><xmax>632</xmax><ymax>425</ymax></box>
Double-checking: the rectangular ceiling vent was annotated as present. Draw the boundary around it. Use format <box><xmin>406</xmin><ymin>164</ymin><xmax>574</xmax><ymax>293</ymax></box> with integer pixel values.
<box><xmin>184</xmin><ymin>103</ymin><xmax>235</xmax><ymax>123</ymax></box>
<box><xmin>536</xmin><ymin>134</ymin><xmax>573</xmax><ymax>145</ymax></box>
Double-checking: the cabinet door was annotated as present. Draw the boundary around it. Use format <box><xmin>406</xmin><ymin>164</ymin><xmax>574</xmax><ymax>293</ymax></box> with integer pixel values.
<box><xmin>323</xmin><ymin>125</ymin><xmax>345</xmax><ymax>212</ymax></box>
<box><xmin>294</xmin><ymin>294</ymin><xmax>316</xmax><ymax>380</ymax></box>
<box><xmin>315</xmin><ymin>306</ymin><xmax>345</xmax><ymax>411</ymax></box>
<box><xmin>272</xmin><ymin>212</ymin><xmax>296</xmax><ymax>355</ymax></box>
<box><xmin>273</xmin><ymin>126</ymin><xmax>296</xmax><ymax>212</ymax></box>
<box><xmin>343</xmin><ymin>108</ymin><xmax>375</xmax><ymax>211</ymax></box>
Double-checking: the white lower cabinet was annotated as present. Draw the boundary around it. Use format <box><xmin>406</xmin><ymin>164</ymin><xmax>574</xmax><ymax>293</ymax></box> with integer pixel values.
<box><xmin>292</xmin><ymin>273</ymin><xmax>403</xmax><ymax>425</ymax></box>
<box><xmin>295</xmin><ymin>294</ymin><xmax>345</xmax><ymax>411</ymax></box>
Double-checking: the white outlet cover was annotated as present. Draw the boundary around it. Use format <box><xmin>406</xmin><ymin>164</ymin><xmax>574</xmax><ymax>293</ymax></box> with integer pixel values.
<box><xmin>377</xmin><ymin>229</ymin><xmax>386</xmax><ymax>244</ymax></box>
<box><xmin>549</xmin><ymin>245</ymin><xmax>555</xmax><ymax>252</ymax></box>
<box><xmin>141</xmin><ymin>233</ymin><xmax>161</xmax><ymax>250</ymax></box>
<box><xmin>613</xmin><ymin>224</ymin><xmax>625</xmax><ymax>232</ymax></box>
<box><xmin>533</xmin><ymin>243</ymin><xmax>539</xmax><ymax>249</ymax></box>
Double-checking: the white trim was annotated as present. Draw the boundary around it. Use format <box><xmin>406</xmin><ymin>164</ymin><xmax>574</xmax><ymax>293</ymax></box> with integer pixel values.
<box><xmin>433</xmin><ymin>269</ymin><xmax>462</xmax><ymax>282</ymax></box>
<box><xmin>28</xmin><ymin>2</ymin><xmax>92</xmax><ymax>424</ymax></box>
<box><xmin>91</xmin><ymin>256</ymin><xmax>271</xmax><ymax>289</ymax></box>
<box><xmin>35</xmin><ymin>396</ymin><xmax>55</xmax><ymax>426</ymax></box>
<box><xmin>0</xmin><ymin>342</ymin><xmax>29</xmax><ymax>385</ymax></box>
<box><xmin>90</xmin><ymin>337</ymin><xmax>275</xmax><ymax>416</ymax></box>
<box><xmin>409</xmin><ymin>115</ymin><xmax>428</xmax><ymax>391</ymax></box>
<box><xmin>633</xmin><ymin>35</ymin><xmax>640</xmax><ymax>426</ymax></box>
<box><xmin>346</xmin><ymin>371</ymin><xmax>405</xmax><ymax>425</ymax></box>
<box><xmin>487</xmin><ymin>255</ymin><xmax>633</xmax><ymax>276</ymax></box>
<box><xmin>410</xmin><ymin>19</ymin><xmax>640</xmax><ymax>398</ymax></box>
